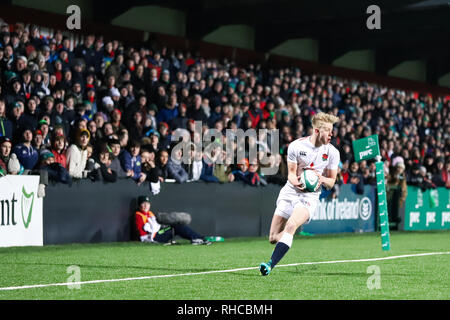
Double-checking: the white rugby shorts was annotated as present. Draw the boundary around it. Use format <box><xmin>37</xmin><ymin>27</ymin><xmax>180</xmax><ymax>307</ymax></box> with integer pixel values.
<box><xmin>274</xmin><ymin>184</ymin><xmax>318</xmax><ymax>223</ymax></box>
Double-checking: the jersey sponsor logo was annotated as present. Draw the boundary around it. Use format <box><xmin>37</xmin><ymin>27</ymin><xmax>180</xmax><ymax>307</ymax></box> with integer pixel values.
<box><xmin>298</xmin><ymin>151</ymin><xmax>307</xmax><ymax>157</ymax></box>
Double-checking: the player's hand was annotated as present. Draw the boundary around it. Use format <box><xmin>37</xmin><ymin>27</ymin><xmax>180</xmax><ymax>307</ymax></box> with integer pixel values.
<box><xmin>289</xmin><ymin>173</ymin><xmax>304</xmax><ymax>191</ymax></box>
<box><xmin>297</xmin><ymin>180</ymin><xmax>307</xmax><ymax>191</ymax></box>
<box><xmin>312</xmin><ymin>169</ymin><xmax>323</xmax><ymax>191</ymax></box>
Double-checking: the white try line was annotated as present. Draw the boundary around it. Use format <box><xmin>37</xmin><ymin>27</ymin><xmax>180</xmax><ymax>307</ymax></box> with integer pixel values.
<box><xmin>0</xmin><ymin>251</ymin><xmax>449</xmax><ymax>291</ymax></box>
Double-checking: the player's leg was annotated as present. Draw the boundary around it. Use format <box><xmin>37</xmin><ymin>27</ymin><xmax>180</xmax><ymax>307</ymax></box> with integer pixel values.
<box><xmin>269</xmin><ymin>214</ymin><xmax>287</xmax><ymax>244</ymax></box>
<box><xmin>268</xmin><ymin>206</ymin><xmax>310</xmax><ymax>270</ymax></box>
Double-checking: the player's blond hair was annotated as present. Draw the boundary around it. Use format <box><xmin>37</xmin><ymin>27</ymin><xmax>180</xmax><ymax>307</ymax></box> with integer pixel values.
<box><xmin>311</xmin><ymin>112</ymin><xmax>339</xmax><ymax>129</ymax></box>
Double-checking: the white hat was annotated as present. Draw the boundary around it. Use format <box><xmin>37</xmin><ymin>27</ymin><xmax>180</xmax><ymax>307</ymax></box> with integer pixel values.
<box><xmin>17</xmin><ymin>56</ymin><xmax>28</xmax><ymax>64</ymax></box>
<box><xmin>102</xmin><ymin>96</ymin><xmax>114</xmax><ymax>106</ymax></box>
<box><xmin>109</xmin><ymin>87</ymin><xmax>120</xmax><ymax>97</ymax></box>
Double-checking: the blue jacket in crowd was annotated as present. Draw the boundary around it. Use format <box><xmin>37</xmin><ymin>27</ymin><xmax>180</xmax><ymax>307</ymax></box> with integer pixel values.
<box><xmin>12</xmin><ymin>143</ymin><xmax>39</xmax><ymax>170</ymax></box>
<box><xmin>119</xmin><ymin>150</ymin><xmax>142</xmax><ymax>181</ymax></box>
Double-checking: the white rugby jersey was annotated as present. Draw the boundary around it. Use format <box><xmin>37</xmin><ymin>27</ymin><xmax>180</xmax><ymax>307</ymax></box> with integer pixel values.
<box><xmin>285</xmin><ymin>136</ymin><xmax>340</xmax><ymax>193</ymax></box>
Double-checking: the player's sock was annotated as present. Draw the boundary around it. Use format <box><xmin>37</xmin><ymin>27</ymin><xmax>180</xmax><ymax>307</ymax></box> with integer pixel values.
<box><xmin>269</xmin><ymin>232</ymin><xmax>293</xmax><ymax>268</ymax></box>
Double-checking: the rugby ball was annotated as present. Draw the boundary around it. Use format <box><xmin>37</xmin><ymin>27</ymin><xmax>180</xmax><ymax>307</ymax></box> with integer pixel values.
<box><xmin>299</xmin><ymin>169</ymin><xmax>319</xmax><ymax>192</ymax></box>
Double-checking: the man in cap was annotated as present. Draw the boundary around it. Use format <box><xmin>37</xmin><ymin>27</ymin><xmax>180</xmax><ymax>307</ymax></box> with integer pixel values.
<box><xmin>0</xmin><ymin>136</ymin><xmax>20</xmax><ymax>175</ymax></box>
<box><xmin>135</xmin><ymin>195</ymin><xmax>211</xmax><ymax>245</ymax></box>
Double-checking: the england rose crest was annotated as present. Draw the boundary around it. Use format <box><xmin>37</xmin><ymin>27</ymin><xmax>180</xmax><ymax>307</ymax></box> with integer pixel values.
<box><xmin>322</xmin><ymin>154</ymin><xmax>328</xmax><ymax>161</ymax></box>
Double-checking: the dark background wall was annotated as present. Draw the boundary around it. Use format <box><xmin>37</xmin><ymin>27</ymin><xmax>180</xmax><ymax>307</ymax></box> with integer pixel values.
<box><xmin>43</xmin><ymin>180</ymin><xmax>281</xmax><ymax>245</ymax></box>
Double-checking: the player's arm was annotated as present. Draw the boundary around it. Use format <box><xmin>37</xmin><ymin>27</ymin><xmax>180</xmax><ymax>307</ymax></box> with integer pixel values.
<box><xmin>287</xmin><ymin>161</ymin><xmax>305</xmax><ymax>190</ymax></box>
<box><xmin>318</xmin><ymin>168</ymin><xmax>337</xmax><ymax>190</ymax></box>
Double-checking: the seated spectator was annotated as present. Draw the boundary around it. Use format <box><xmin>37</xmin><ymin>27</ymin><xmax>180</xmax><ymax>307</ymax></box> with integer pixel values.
<box><xmin>0</xmin><ymin>136</ymin><xmax>21</xmax><ymax>175</ymax></box>
<box><xmin>88</xmin><ymin>144</ymin><xmax>117</xmax><ymax>183</ymax></box>
<box><xmin>110</xmin><ymin>108</ymin><xmax>126</xmax><ymax>134</ymax></box>
<box><xmin>183</xmin><ymin>144</ymin><xmax>203</xmax><ymax>181</ymax></box>
<box><xmin>107</xmin><ymin>138</ymin><xmax>128</xmax><ymax>179</ymax></box>
<box><xmin>37</xmin><ymin>119</ymin><xmax>51</xmax><ymax>149</ymax></box>
<box><xmin>157</xmin><ymin>122</ymin><xmax>172</xmax><ymax>150</ymax></box>
<box><xmin>66</xmin><ymin>128</ymin><xmax>90</xmax><ymax>179</ymax></box>
<box><xmin>213</xmin><ymin>149</ymin><xmax>235</xmax><ymax>183</ymax></box>
<box><xmin>200</xmin><ymin>147</ymin><xmax>220</xmax><ymax>183</ymax></box>
<box><xmin>38</xmin><ymin>150</ymin><xmax>72</xmax><ymax>185</ymax></box>
<box><xmin>235</xmin><ymin>159</ymin><xmax>266</xmax><ymax>187</ymax></box>
<box><xmin>51</xmin><ymin>134</ymin><xmax>67</xmax><ymax>168</ymax></box>
<box><xmin>408</xmin><ymin>163</ymin><xmax>435</xmax><ymax>190</ymax></box>
<box><xmin>12</xmin><ymin>127</ymin><xmax>39</xmax><ymax>171</ymax></box>
<box><xmin>135</xmin><ymin>195</ymin><xmax>211</xmax><ymax>245</ymax></box>
<box><xmin>167</xmin><ymin>145</ymin><xmax>188</xmax><ymax>183</ymax></box>
<box><xmin>155</xmin><ymin>149</ymin><xmax>170</xmax><ymax>182</ymax></box>
<box><xmin>119</xmin><ymin>139</ymin><xmax>146</xmax><ymax>185</ymax></box>
<box><xmin>157</xmin><ymin>93</ymin><xmax>179</xmax><ymax>125</ymax></box>
<box><xmin>32</xmin><ymin>129</ymin><xmax>44</xmax><ymax>151</ymax></box>
<box><xmin>431</xmin><ymin>158</ymin><xmax>447</xmax><ymax>187</ymax></box>
<box><xmin>140</xmin><ymin>148</ymin><xmax>159</xmax><ymax>183</ymax></box>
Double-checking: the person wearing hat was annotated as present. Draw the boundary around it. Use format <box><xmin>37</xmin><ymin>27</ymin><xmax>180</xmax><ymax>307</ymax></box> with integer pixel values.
<box><xmin>11</xmin><ymin>127</ymin><xmax>39</xmax><ymax>170</ymax></box>
<box><xmin>4</xmin><ymin>76</ymin><xmax>25</xmax><ymax>107</ymax></box>
<box><xmin>135</xmin><ymin>195</ymin><xmax>211</xmax><ymax>245</ymax></box>
<box><xmin>0</xmin><ymin>136</ymin><xmax>20</xmax><ymax>175</ymax></box>
<box><xmin>37</xmin><ymin>147</ymin><xmax>71</xmax><ymax>185</ymax></box>
<box><xmin>32</xmin><ymin>129</ymin><xmax>44</xmax><ymax>151</ymax></box>
<box><xmin>66</xmin><ymin>128</ymin><xmax>90</xmax><ymax>179</ymax></box>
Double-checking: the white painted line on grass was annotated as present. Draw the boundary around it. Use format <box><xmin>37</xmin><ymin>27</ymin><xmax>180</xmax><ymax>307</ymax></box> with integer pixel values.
<box><xmin>0</xmin><ymin>251</ymin><xmax>449</xmax><ymax>291</ymax></box>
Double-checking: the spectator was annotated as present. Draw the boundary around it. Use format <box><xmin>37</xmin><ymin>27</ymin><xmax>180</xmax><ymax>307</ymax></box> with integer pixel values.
<box><xmin>431</xmin><ymin>158</ymin><xmax>447</xmax><ymax>187</ymax></box>
<box><xmin>183</xmin><ymin>144</ymin><xmax>203</xmax><ymax>181</ymax></box>
<box><xmin>88</xmin><ymin>144</ymin><xmax>117</xmax><ymax>183</ymax></box>
<box><xmin>200</xmin><ymin>147</ymin><xmax>220</xmax><ymax>183</ymax></box>
<box><xmin>155</xmin><ymin>149</ymin><xmax>170</xmax><ymax>182</ymax></box>
<box><xmin>0</xmin><ymin>136</ymin><xmax>20</xmax><ymax>174</ymax></box>
<box><xmin>38</xmin><ymin>150</ymin><xmax>72</xmax><ymax>185</ymax></box>
<box><xmin>386</xmin><ymin>162</ymin><xmax>408</xmax><ymax>227</ymax></box>
<box><xmin>66</xmin><ymin>128</ymin><xmax>90</xmax><ymax>179</ymax></box>
<box><xmin>167</xmin><ymin>144</ymin><xmax>188</xmax><ymax>183</ymax></box>
<box><xmin>12</xmin><ymin>127</ymin><xmax>39</xmax><ymax>170</ymax></box>
<box><xmin>140</xmin><ymin>148</ymin><xmax>159</xmax><ymax>183</ymax></box>
<box><xmin>51</xmin><ymin>134</ymin><xmax>67</xmax><ymax>168</ymax></box>
<box><xmin>32</xmin><ymin>129</ymin><xmax>44</xmax><ymax>151</ymax></box>
<box><xmin>119</xmin><ymin>139</ymin><xmax>146</xmax><ymax>185</ymax></box>
<box><xmin>213</xmin><ymin>149</ymin><xmax>235</xmax><ymax>183</ymax></box>
<box><xmin>107</xmin><ymin>138</ymin><xmax>128</xmax><ymax>179</ymax></box>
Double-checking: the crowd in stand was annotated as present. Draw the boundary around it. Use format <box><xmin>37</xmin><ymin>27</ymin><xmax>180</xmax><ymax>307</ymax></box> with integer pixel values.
<box><xmin>0</xmin><ymin>21</ymin><xmax>449</xmax><ymax>199</ymax></box>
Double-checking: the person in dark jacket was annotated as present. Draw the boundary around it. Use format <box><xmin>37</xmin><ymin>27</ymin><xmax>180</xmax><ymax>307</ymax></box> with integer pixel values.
<box><xmin>88</xmin><ymin>144</ymin><xmax>117</xmax><ymax>183</ymax></box>
<box><xmin>155</xmin><ymin>149</ymin><xmax>170</xmax><ymax>182</ymax></box>
<box><xmin>119</xmin><ymin>139</ymin><xmax>146</xmax><ymax>185</ymax></box>
<box><xmin>107</xmin><ymin>138</ymin><xmax>128</xmax><ymax>179</ymax></box>
<box><xmin>12</xmin><ymin>127</ymin><xmax>39</xmax><ymax>170</ymax></box>
<box><xmin>38</xmin><ymin>150</ymin><xmax>72</xmax><ymax>185</ymax></box>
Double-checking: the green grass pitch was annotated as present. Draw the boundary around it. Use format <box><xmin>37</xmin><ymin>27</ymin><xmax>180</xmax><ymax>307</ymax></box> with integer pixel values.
<box><xmin>0</xmin><ymin>231</ymin><xmax>449</xmax><ymax>300</ymax></box>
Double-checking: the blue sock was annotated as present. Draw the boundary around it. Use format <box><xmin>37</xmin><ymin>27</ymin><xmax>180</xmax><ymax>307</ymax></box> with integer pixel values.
<box><xmin>269</xmin><ymin>233</ymin><xmax>293</xmax><ymax>268</ymax></box>
<box><xmin>270</xmin><ymin>242</ymin><xmax>290</xmax><ymax>268</ymax></box>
